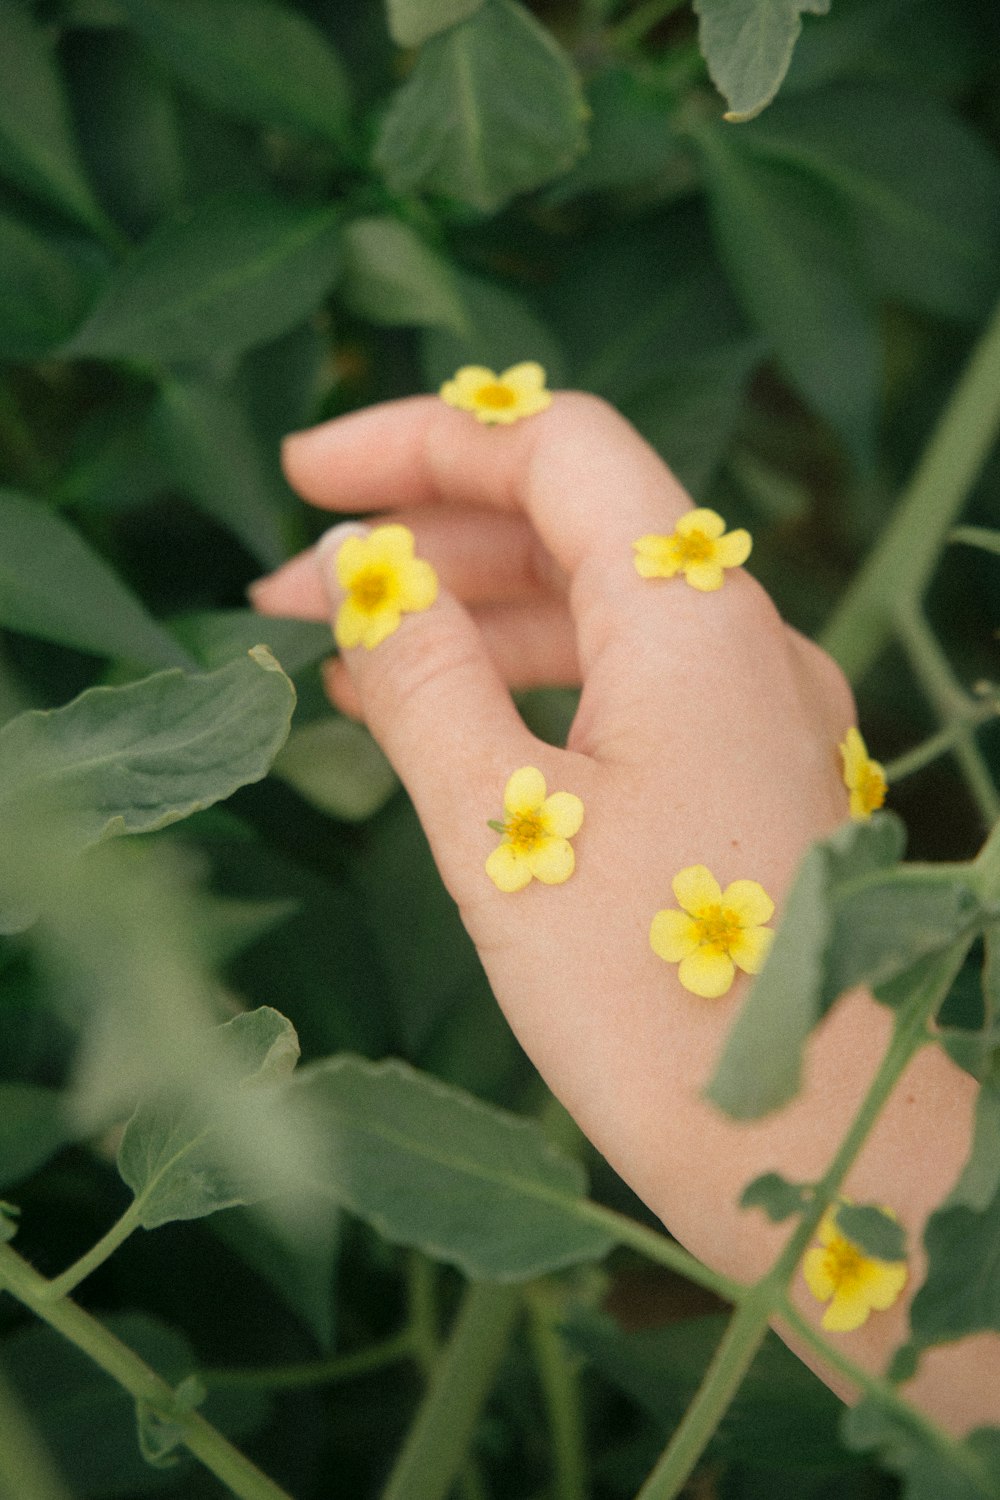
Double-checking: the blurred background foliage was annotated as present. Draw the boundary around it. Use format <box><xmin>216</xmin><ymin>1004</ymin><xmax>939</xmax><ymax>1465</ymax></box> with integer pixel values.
<box><xmin>1</xmin><ymin>0</ymin><xmax>999</xmax><ymax>1495</ymax></box>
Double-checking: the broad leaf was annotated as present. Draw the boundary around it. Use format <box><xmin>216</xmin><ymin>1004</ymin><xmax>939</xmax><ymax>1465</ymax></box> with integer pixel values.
<box><xmin>118</xmin><ymin>1007</ymin><xmax>300</xmax><ymax>1228</ymax></box>
<box><xmin>118</xmin><ymin>0</ymin><xmax>350</xmax><ymax>147</ymax></box>
<box><xmin>66</xmin><ymin>192</ymin><xmax>342</xmax><ymax>364</ymax></box>
<box><xmin>947</xmin><ymin>1076</ymin><xmax>1000</xmax><ymax>1212</ymax></box>
<box><xmin>740</xmin><ymin>1171</ymin><xmax>811</xmax><ymax>1222</ymax></box>
<box><xmin>272</xmin><ymin>717</ymin><xmax>399</xmax><ymax>822</ymax></box>
<box><xmin>387</xmin><ymin>0</ymin><xmax>485</xmax><ymax>48</ymax></box>
<box><xmin>422</xmin><ymin>269</ymin><xmax>568</xmax><ymax>390</ymax></box>
<box><xmin>171</xmin><ymin>609</ymin><xmax>333</xmax><ymax>674</ymax></box>
<box><xmin>0</xmin><ymin>1085</ymin><xmax>72</xmax><ymax>1192</ymax></box>
<box><xmin>835</xmin><ymin>1202</ymin><xmax>907</xmax><ymax>1262</ymax></box>
<box><xmin>843</xmin><ymin>1397</ymin><xmax>1000</xmax><ymax>1500</ymax></box>
<box><xmin>288</xmin><ymin>1055</ymin><xmax>614</xmax><ymax>1280</ymax></box>
<box><xmin>0</xmin><ymin>4</ymin><xmax>110</xmax><ymax>234</ymax></box>
<box><xmin>0</xmin><ymin>488</ymin><xmax>192</xmax><ymax>669</ymax></box>
<box><xmin>375</xmin><ymin>0</ymin><xmax>587</xmax><ymax>213</ymax></box>
<box><xmin>910</xmin><ymin>1180</ymin><xmax>1000</xmax><ymax>1348</ymax></box>
<box><xmin>693</xmin><ymin>0</ymin><xmax>831</xmax><ymax>122</ymax></box>
<box><xmin>341</xmin><ymin>216</ymin><xmax>469</xmax><ymax>336</ymax></box>
<box><xmin>0</xmin><ymin>212</ymin><xmax>99</xmax><ymax>360</ymax></box>
<box><xmin>211</xmin><ymin>1201</ymin><xmax>341</xmax><ymax>1349</ymax></box>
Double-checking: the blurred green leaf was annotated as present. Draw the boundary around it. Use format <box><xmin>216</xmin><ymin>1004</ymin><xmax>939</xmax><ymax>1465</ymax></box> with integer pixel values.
<box><xmin>0</xmin><ymin>488</ymin><xmax>192</xmax><ymax>668</ymax></box>
<box><xmin>152</xmin><ymin>375</ymin><xmax>290</xmax><ymax>568</ymax></box>
<box><xmin>543</xmin><ymin>65</ymin><xmax>681</xmax><ymax>204</ymax></box>
<box><xmin>288</xmin><ymin>1055</ymin><xmax>614</xmax><ymax>1280</ymax></box>
<box><xmin>0</xmin><ymin>4</ymin><xmax>111</xmax><ymax>235</ymax></box>
<box><xmin>118</xmin><ymin>0</ymin><xmax>351</xmax><ymax>147</ymax></box>
<box><xmin>946</xmin><ymin>1076</ymin><xmax>1000</xmax><ymax>1212</ymax></box>
<box><xmin>65</xmin><ymin>192</ymin><xmax>341</xmax><ymax>364</ymax></box>
<box><xmin>0</xmin><ymin>212</ymin><xmax>100</xmax><ymax>360</ymax></box>
<box><xmin>342</xmin><ymin>215</ymin><xmax>469</xmax><ymax>337</ymax></box>
<box><xmin>171</xmin><ymin>609</ymin><xmax>333</xmax><ymax>674</ymax></box>
<box><xmin>740</xmin><ymin>85</ymin><xmax>1000</xmax><ymax>322</ymax></box>
<box><xmin>387</xmin><ymin>0</ymin><xmax>485</xmax><ymax>47</ymax></box>
<box><xmin>375</xmin><ymin>0</ymin><xmax>587</xmax><ymax>212</ymax></box>
<box><xmin>272</xmin><ymin>716</ymin><xmax>399</xmax><ymax>823</ymax></box>
<box><xmin>422</xmin><ymin>269</ymin><xmax>567</xmax><ymax>389</ymax></box>
<box><xmin>118</xmin><ymin>1006</ymin><xmax>300</xmax><ymax>1228</ymax></box>
<box><xmin>0</xmin><ymin>1202</ymin><xmax>18</xmax><ymax>1243</ymax></box>
<box><xmin>211</xmin><ymin>1200</ymin><xmax>341</xmax><ymax>1349</ymax></box>
<box><xmin>834</xmin><ymin>1202</ymin><xmax>907</xmax><ymax>1261</ymax></box>
<box><xmin>0</xmin><ymin>1085</ymin><xmax>72</xmax><ymax>1192</ymax></box>
<box><xmin>694</xmin><ymin>0</ymin><xmax>830</xmax><ymax>121</ymax></box>
<box><xmin>740</xmin><ymin>1171</ymin><xmax>811</xmax><ymax>1222</ymax></box>
<box><xmin>909</xmin><ymin>1178</ymin><xmax>1000</xmax><ymax>1348</ymax></box>
<box><xmin>843</xmin><ymin>1397</ymin><xmax>1000</xmax><ymax>1500</ymax></box>
<box><xmin>0</xmin><ymin>648</ymin><xmax>296</xmax><ymax>921</ymax></box>
<box><xmin>693</xmin><ymin>123</ymin><xmax>878</xmax><ymax>465</ymax></box>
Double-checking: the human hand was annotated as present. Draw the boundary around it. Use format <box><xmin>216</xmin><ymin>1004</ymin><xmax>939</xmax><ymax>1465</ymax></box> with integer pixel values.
<box><xmin>252</xmin><ymin>393</ymin><xmax>982</xmax><ymax>1425</ymax></box>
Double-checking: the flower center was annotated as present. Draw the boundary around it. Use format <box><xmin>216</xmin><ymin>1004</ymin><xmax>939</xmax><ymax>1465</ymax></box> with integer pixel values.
<box><xmin>859</xmin><ymin>765</ymin><xmax>887</xmax><ymax>814</ymax></box>
<box><xmin>475</xmin><ymin>381</ymin><xmax>517</xmax><ymax>410</ymax></box>
<box><xmin>505</xmin><ymin>811</ymin><xmax>544</xmax><ymax>853</ymax></box>
<box><xmin>350</xmin><ymin>566</ymin><xmax>393</xmax><ymax>613</ymax></box>
<box><xmin>825</xmin><ymin>1237</ymin><xmax>866</xmax><ymax>1292</ymax></box>
<box><xmin>693</xmin><ymin>904</ymin><xmax>742</xmax><ymax>954</ymax></box>
<box><xmin>674</xmin><ymin>529</ymin><xmax>715</xmax><ymax>565</ymax></box>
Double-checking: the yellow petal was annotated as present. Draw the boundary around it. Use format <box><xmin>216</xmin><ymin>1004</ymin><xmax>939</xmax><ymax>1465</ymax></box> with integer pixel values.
<box><xmin>504</xmin><ymin>766</ymin><xmax>547</xmax><ymax>816</ymax></box>
<box><xmin>722</xmin><ymin>879</ymin><xmax>775</xmax><ymax>927</ymax></box>
<box><xmin>334</xmin><ymin>599</ymin><xmax>366</xmax><ymax>650</ymax></box>
<box><xmin>649</xmin><ymin>909</ymin><xmax>699</xmax><ymax>963</ymax></box>
<box><xmin>863</xmin><ymin>1260</ymin><xmax>908</xmax><ymax>1311</ymax></box>
<box><xmin>672</xmin><ymin>865</ymin><xmax>722</xmax><ymax>915</ymax></box>
<box><xmin>440</xmin><ymin>366</ymin><xmax>497</xmax><ymax>408</ymax></box>
<box><xmin>369</xmin><ymin>523</ymin><xmax>416</xmax><ymax>564</ymax></box>
<box><xmin>678</xmin><ymin>948</ymin><xmax>736</xmax><ymax>998</ymax></box>
<box><xmin>683</xmin><ymin>560</ymin><xmax>725</xmax><ymax>592</ymax></box>
<box><xmin>335</xmin><ymin>534</ymin><xmax>369</xmax><ymax>588</ymax></box>
<box><xmin>397</xmin><ymin>557</ymin><xmax>439</xmax><ymax>612</ymax></box>
<box><xmin>485</xmin><ymin>843</ymin><xmax>533</xmax><ymax>892</ymax></box>
<box><xmin>677</xmin><ymin>508</ymin><xmax>726</xmax><ymax>539</ymax></box>
<box><xmin>500</xmin><ymin>361</ymin><xmax>546</xmax><ymax>392</ymax></box>
<box><xmin>815</xmin><ymin>1208</ymin><xmax>840</xmax><ymax>1247</ymax></box>
<box><xmin>358</xmin><ymin>606</ymin><xmax>402</xmax><ymax>650</ymax></box>
<box><xmin>527</xmin><ymin>836</ymin><xmax>575</xmax><ymax>885</ymax></box>
<box><xmin>821</xmin><ymin>1288</ymin><xmax>872</xmax><ymax>1333</ymax></box>
<box><xmin>541</xmin><ymin>791</ymin><xmax>583</xmax><ymax>839</ymax></box>
<box><xmin>839</xmin><ymin>726</ymin><xmax>868</xmax><ymax>787</ymax></box>
<box><xmin>729</xmin><ymin>923</ymin><xmax>775</xmax><ymax>975</ymax></box>
<box><xmin>632</xmin><ymin>536</ymin><xmax>679</xmax><ymax>578</ymax></box>
<box><xmin>802</xmin><ymin>1246</ymin><xmax>836</xmax><ymax>1303</ymax></box>
<box><xmin>713</xmin><ymin>528</ymin><xmax>752</xmax><ymax>568</ymax></box>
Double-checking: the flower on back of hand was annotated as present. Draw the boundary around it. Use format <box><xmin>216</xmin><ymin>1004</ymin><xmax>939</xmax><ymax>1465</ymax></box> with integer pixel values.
<box><xmin>440</xmin><ymin>363</ymin><xmax>552</xmax><ymax>425</ymax></box>
<box><xmin>332</xmin><ymin>524</ymin><xmax>437</xmax><ymax>651</ymax></box>
<box><xmin>649</xmin><ymin>865</ymin><xmax>774</xmax><ymax>998</ymax></box>
<box><xmin>802</xmin><ymin>1204</ymin><xmax>908</xmax><ymax>1332</ymax></box>
<box><xmin>839</xmin><ymin>727</ymin><xmax>887</xmax><ymax>820</ymax></box>
<box><xmin>633</xmin><ymin>509</ymin><xmax>751</xmax><ymax>592</ymax></box>
<box><xmin>485</xmin><ymin>767</ymin><xmax>583</xmax><ymax>892</ymax></box>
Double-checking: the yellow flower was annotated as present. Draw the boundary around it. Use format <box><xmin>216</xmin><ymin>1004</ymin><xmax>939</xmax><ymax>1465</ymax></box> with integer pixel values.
<box><xmin>839</xmin><ymin>726</ymin><xmax>887</xmax><ymax>820</ymax></box>
<box><xmin>332</xmin><ymin>524</ymin><xmax>438</xmax><ymax>651</ymax></box>
<box><xmin>802</xmin><ymin>1205</ymin><xmax>908</xmax><ymax>1332</ymax></box>
<box><xmin>649</xmin><ymin>865</ymin><xmax>774</xmax><ymax>998</ymax></box>
<box><xmin>485</xmin><ymin>766</ymin><xmax>583</xmax><ymax>892</ymax></box>
<box><xmin>632</xmin><ymin>509</ymin><xmax>752</xmax><ymax>592</ymax></box>
<box><xmin>439</xmin><ymin>362</ymin><xmax>552</xmax><ymax>425</ymax></box>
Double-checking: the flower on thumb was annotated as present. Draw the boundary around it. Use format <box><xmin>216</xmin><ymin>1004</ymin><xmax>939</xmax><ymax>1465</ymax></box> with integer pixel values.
<box><xmin>486</xmin><ymin>767</ymin><xmax>583</xmax><ymax>892</ymax></box>
<box><xmin>329</xmin><ymin>524</ymin><xmax>437</xmax><ymax>651</ymax></box>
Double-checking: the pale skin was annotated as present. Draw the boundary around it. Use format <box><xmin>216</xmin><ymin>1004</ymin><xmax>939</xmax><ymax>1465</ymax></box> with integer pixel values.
<box><xmin>251</xmin><ymin>392</ymin><xmax>999</xmax><ymax>1433</ymax></box>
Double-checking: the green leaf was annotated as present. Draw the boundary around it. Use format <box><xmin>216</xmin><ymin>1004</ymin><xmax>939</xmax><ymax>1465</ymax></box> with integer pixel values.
<box><xmin>947</xmin><ymin>1077</ymin><xmax>1000</xmax><ymax>1212</ymax></box>
<box><xmin>543</xmin><ymin>65</ymin><xmax>681</xmax><ymax>205</ymax></box>
<box><xmin>342</xmin><ymin>215</ymin><xmax>469</xmax><ymax>337</ymax></box>
<box><xmin>0</xmin><ymin>1202</ymin><xmax>19</xmax><ymax>1244</ymax></box>
<box><xmin>834</xmin><ymin>1202</ymin><xmax>907</xmax><ymax>1262</ymax></box>
<box><xmin>211</xmin><ymin>1200</ymin><xmax>340</xmax><ymax>1349</ymax></box>
<box><xmin>0</xmin><ymin>212</ymin><xmax>99</xmax><ymax>360</ymax></box>
<box><xmin>65</xmin><ymin>192</ymin><xmax>342</xmax><ymax>364</ymax></box>
<box><xmin>422</xmin><ymin>269</ymin><xmax>568</xmax><ymax>390</ymax></box>
<box><xmin>374</xmin><ymin>0</ymin><xmax>587</xmax><ymax>213</ymax></box>
<box><xmin>910</xmin><ymin>1180</ymin><xmax>1000</xmax><ymax>1349</ymax></box>
<box><xmin>171</xmin><ymin>609</ymin><xmax>333</xmax><ymax>674</ymax></box>
<box><xmin>693</xmin><ymin>122</ymin><xmax>877</xmax><ymax>465</ymax></box>
<box><xmin>740</xmin><ymin>1171</ymin><xmax>811</xmax><ymax>1222</ymax></box>
<box><xmin>0</xmin><ymin>649</ymin><xmax>296</xmax><ymax>910</ymax></box>
<box><xmin>843</xmin><ymin>1397</ymin><xmax>1000</xmax><ymax>1500</ymax></box>
<box><xmin>693</xmin><ymin>0</ymin><xmax>831</xmax><ymax>122</ymax></box>
<box><xmin>0</xmin><ymin>1085</ymin><xmax>72</xmax><ymax>1192</ymax></box>
<box><xmin>288</xmin><ymin>1055</ymin><xmax>614</xmax><ymax>1280</ymax></box>
<box><xmin>387</xmin><ymin>0</ymin><xmax>485</xmax><ymax>47</ymax></box>
<box><xmin>117</xmin><ymin>0</ymin><xmax>350</xmax><ymax>147</ymax></box>
<box><xmin>151</xmin><ymin>376</ymin><xmax>290</xmax><ymax>569</ymax></box>
<box><xmin>739</xmin><ymin>85</ymin><xmax>1000</xmax><ymax>323</ymax></box>
<box><xmin>272</xmin><ymin>717</ymin><xmax>399</xmax><ymax>822</ymax></box>
<box><xmin>0</xmin><ymin>4</ymin><xmax>111</xmax><ymax>235</ymax></box>
<box><xmin>0</xmin><ymin>488</ymin><xmax>192</xmax><ymax>669</ymax></box>
<box><xmin>117</xmin><ymin>1007</ymin><xmax>300</xmax><ymax>1228</ymax></box>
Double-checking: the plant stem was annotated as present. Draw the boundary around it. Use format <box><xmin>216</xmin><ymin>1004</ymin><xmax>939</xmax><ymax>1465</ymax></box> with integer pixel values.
<box><xmin>0</xmin><ymin>1367</ymin><xmax>73</xmax><ymax>1500</ymax></box>
<box><xmin>201</xmin><ymin>1330</ymin><xmax>417</xmax><ymax>1391</ymax></box>
<box><xmin>822</xmin><ymin>292</ymin><xmax>1000</xmax><ymax>682</ymax></box>
<box><xmin>527</xmin><ymin>1284</ymin><xmax>589</xmax><ymax>1500</ymax></box>
<box><xmin>0</xmin><ymin>1244</ymin><xmax>292</xmax><ymax>1500</ymax></box>
<box><xmin>610</xmin><ymin>0</ymin><xmax>688</xmax><ymax>49</ymax></box>
<box><xmin>41</xmin><ymin>1200</ymin><xmax>145</xmax><ymax>1302</ymax></box>
<box><xmin>884</xmin><ymin>700</ymin><xmax>1000</xmax><ymax>785</ymax></box>
<box><xmin>381</xmin><ymin>1280</ymin><xmax>522</xmax><ymax>1500</ymax></box>
<box><xmin>574</xmin><ymin>1198</ymin><xmax>745</xmax><ymax>1304</ymax></box>
<box><xmin>950</xmin><ymin>524</ymin><xmax>1000</xmax><ymax>558</ymax></box>
<box><xmin>973</xmin><ymin>815</ymin><xmax>1000</xmax><ymax>907</ymax></box>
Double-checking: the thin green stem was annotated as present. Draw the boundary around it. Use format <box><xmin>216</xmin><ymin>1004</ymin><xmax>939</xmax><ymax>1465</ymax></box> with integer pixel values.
<box><xmin>573</xmin><ymin>1198</ymin><xmax>745</xmax><ymax>1304</ymax></box>
<box><xmin>973</xmin><ymin>816</ymin><xmax>1000</xmax><ymax>907</ymax></box>
<box><xmin>407</xmin><ymin>1251</ymin><xmax>441</xmax><ymax>1374</ymax></box>
<box><xmin>822</xmin><ymin>292</ymin><xmax>1000</xmax><ymax>682</ymax></box>
<box><xmin>381</xmin><ymin>1280</ymin><xmax>522</xmax><ymax>1500</ymax></box>
<box><xmin>0</xmin><ymin>1244</ymin><xmax>292</xmax><ymax>1500</ymax></box>
<box><xmin>41</xmin><ymin>1200</ymin><xmax>145</xmax><ymax>1302</ymax></box>
<box><xmin>527</xmin><ymin>1284</ymin><xmax>589</xmax><ymax>1500</ymax></box>
<box><xmin>610</xmin><ymin>0</ymin><xmax>688</xmax><ymax>48</ymax></box>
<box><xmin>884</xmin><ymin>699</ymin><xmax>1000</xmax><ymax>785</ymax></box>
<box><xmin>201</xmin><ymin>1330</ymin><xmax>417</xmax><ymax>1391</ymax></box>
<box><xmin>950</xmin><ymin>525</ymin><xmax>1000</xmax><ymax>558</ymax></box>
<box><xmin>0</xmin><ymin>1367</ymin><xmax>73</xmax><ymax>1500</ymax></box>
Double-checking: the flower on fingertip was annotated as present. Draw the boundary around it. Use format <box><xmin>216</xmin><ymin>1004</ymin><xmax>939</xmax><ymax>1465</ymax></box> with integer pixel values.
<box><xmin>649</xmin><ymin>865</ymin><xmax>774</xmax><ymax>998</ymax></box>
<box><xmin>485</xmin><ymin>767</ymin><xmax>583</xmax><ymax>892</ymax></box>
<box><xmin>839</xmin><ymin>727</ymin><xmax>887</xmax><ymax>820</ymax></box>
<box><xmin>802</xmin><ymin>1203</ymin><xmax>908</xmax><ymax>1332</ymax></box>
<box><xmin>632</xmin><ymin>510</ymin><xmax>751</xmax><ymax>592</ymax></box>
<box><xmin>440</xmin><ymin>363</ymin><xmax>552</xmax><ymax>425</ymax></box>
<box><xmin>332</xmin><ymin>524</ymin><xmax>437</xmax><ymax>651</ymax></box>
